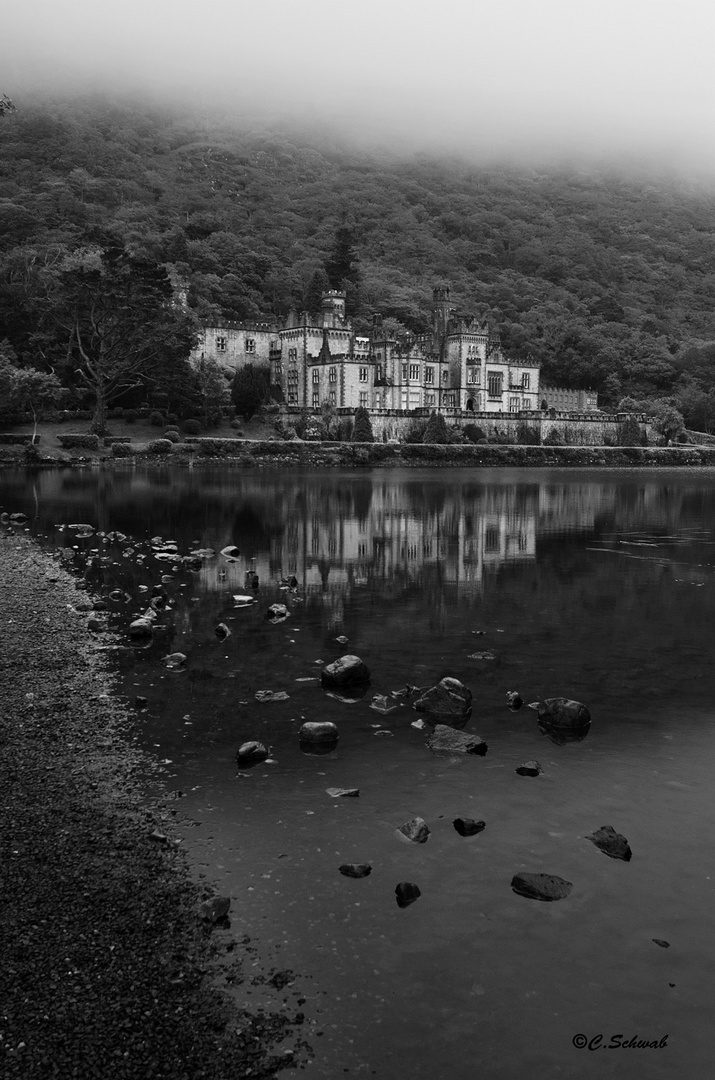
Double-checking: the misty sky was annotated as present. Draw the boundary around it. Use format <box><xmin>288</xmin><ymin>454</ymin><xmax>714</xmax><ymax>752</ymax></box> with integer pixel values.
<box><xmin>4</xmin><ymin>0</ymin><xmax>715</xmax><ymax>166</ymax></box>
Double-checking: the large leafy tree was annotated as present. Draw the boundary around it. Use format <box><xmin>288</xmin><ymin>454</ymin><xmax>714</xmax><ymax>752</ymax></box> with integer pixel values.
<box><xmin>39</xmin><ymin>243</ymin><xmax>196</xmax><ymax>433</ymax></box>
<box><xmin>0</xmin><ymin>340</ymin><xmax>63</xmax><ymax>439</ymax></box>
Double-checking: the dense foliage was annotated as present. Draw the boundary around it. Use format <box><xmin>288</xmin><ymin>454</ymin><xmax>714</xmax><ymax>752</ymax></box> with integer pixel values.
<box><xmin>2</xmin><ymin>92</ymin><xmax>715</xmax><ymax>425</ymax></box>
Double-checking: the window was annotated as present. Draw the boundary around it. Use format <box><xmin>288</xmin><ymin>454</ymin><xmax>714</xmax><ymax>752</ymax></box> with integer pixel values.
<box><xmin>245</xmin><ymin>339</ymin><xmax>255</xmax><ymax>353</ymax></box>
<box><xmin>358</xmin><ymin>542</ymin><xmax>367</xmax><ymax>558</ymax></box>
<box><xmin>468</xmin><ymin>368</ymin><xmax>480</xmax><ymax>385</ymax></box>
<box><xmin>329</xmin><ymin>390</ymin><xmax>336</xmax><ymax>405</ymax></box>
<box><xmin>312</xmin><ymin>369</ymin><xmax>320</xmax><ymax>384</ymax></box>
<box><xmin>409</xmin><ymin>364</ymin><xmax>419</xmax><ymax>380</ymax></box>
<box><xmin>442</xmin><ymin>370</ymin><xmax>449</xmax><ymax>383</ymax></box>
<box><xmin>312</xmin><ymin>392</ymin><xmax>320</xmax><ymax>407</ymax></box>
<box><xmin>425</xmin><ymin>366</ymin><xmax>434</xmax><ymax>384</ymax></box>
<box><xmin>375</xmin><ymin>350</ymin><xmax>382</xmax><ymax>360</ymax></box>
<box><xmin>485</xmin><ymin>527</ymin><xmax>500</xmax><ymax>553</ymax></box>
<box><xmin>426</xmin><ymin>392</ymin><xmax>436</xmax><ymax>406</ymax></box>
<box><xmin>329</xmin><ymin>367</ymin><xmax>337</xmax><ymax>383</ymax></box>
<box><xmin>522</xmin><ymin>398</ymin><xmax>530</xmax><ymax>411</ymax></box>
<box><xmin>288</xmin><ymin>392</ymin><xmax>298</xmax><ymax>405</ymax></box>
<box><xmin>359</xmin><ymin>367</ymin><xmax>368</xmax><ymax>382</ymax></box>
<box><xmin>288</xmin><ymin>347</ymin><xmax>298</xmax><ymax>362</ymax></box>
<box><xmin>402</xmin><ymin>364</ymin><xmax>408</xmax><ymax>381</ymax></box>
<box><xmin>521</xmin><ymin>372</ymin><xmax>530</xmax><ymax>390</ymax></box>
<box><xmin>216</xmin><ymin>336</ymin><xmax>227</xmax><ymax>352</ymax></box>
<box><xmin>509</xmin><ymin>396</ymin><xmax>520</xmax><ymax>412</ymax></box>
<box><xmin>359</xmin><ymin>391</ymin><xmax>369</xmax><ymax>407</ymax></box>
<box><xmin>376</xmin><ymin>364</ymin><xmax>383</xmax><ymax>381</ymax></box>
<box><xmin>488</xmin><ymin>371</ymin><xmax>503</xmax><ymax>398</ymax></box>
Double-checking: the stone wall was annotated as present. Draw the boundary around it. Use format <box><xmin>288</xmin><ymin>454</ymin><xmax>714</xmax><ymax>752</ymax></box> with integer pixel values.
<box><xmin>354</xmin><ymin>410</ymin><xmax>650</xmax><ymax>445</ymax></box>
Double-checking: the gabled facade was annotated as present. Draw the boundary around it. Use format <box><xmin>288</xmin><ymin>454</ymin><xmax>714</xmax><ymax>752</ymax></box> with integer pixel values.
<box><xmin>192</xmin><ymin>285</ymin><xmax>542</xmax><ymax>414</ymax></box>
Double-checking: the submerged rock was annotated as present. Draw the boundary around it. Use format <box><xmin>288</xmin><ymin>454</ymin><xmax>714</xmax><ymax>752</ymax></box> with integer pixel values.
<box><xmin>528</xmin><ymin>697</ymin><xmax>591</xmax><ymax>739</ymax></box>
<box><xmin>397</xmin><ymin>817</ymin><xmax>430</xmax><ymax>844</ymax></box>
<box><xmin>299</xmin><ymin>721</ymin><xmax>338</xmax><ymax>745</ymax></box>
<box><xmin>395</xmin><ymin>882</ymin><xmax>421</xmax><ymax>908</ymax></box>
<box><xmin>339</xmin><ymin>863</ymin><xmax>372</xmax><ymax>878</ymax></box>
<box><xmin>586</xmin><ymin>825</ymin><xmax>632</xmax><ymax>861</ymax></box>
<box><xmin>453</xmin><ymin>818</ymin><xmax>486</xmax><ymax>837</ymax></box>
<box><xmin>320</xmin><ymin>655</ymin><xmax>371</xmax><ymax>688</ymax></box>
<box><xmin>369</xmin><ymin>694</ymin><xmax>397</xmax><ymax>715</ymax></box>
<box><xmin>214</xmin><ymin>622</ymin><xmax>231</xmax><ymax>640</ymax></box>
<box><xmin>326</xmin><ymin>787</ymin><xmax>359</xmax><ymax>798</ymax></box>
<box><xmin>236</xmin><ymin>741</ymin><xmax>270</xmax><ymax>766</ymax></box>
<box><xmin>506</xmin><ymin>690</ymin><xmax>523</xmax><ymax>711</ymax></box>
<box><xmin>426</xmin><ymin>724</ymin><xmax>488</xmax><ymax>755</ymax></box>
<box><xmin>516</xmin><ymin>760</ymin><xmax>542</xmax><ymax>776</ymax></box>
<box><xmin>266</xmin><ymin>603</ymin><xmax>288</xmax><ymax>622</ymax></box>
<box><xmin>233</xmin><ymin>594</ymin><xmax>255</xmax><ymax>607</ymax></box>
<box><xmin>220</xmin><ymin>545</ymin><xmax>241</xmax><ymax>560</ymax></box>
<box><xmin>163</xmin><ymin>652</ymin><xmax>187</xmax><ymax>670</ymax></box>
<box><xmin>255</xmin><ymin>690</ymin><xmax>290</xmax><ymax>702</ymax></box>
<box><xmin>129</xmin><ymin>617</ymin><xmax>153</xmax><ymax>639</ymax></box>
<box><xmin>413</xmin><ymin>677</ymin><xmax>472</xmax><ymax>727</ymax></box>
<box><xmin>511</xmin><ymin>872</ymin><xmax>573</xmax><ymax>901</ymax></box>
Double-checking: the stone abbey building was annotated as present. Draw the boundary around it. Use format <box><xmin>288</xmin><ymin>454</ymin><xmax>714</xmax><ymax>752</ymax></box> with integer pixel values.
<box><xmin>193</xmin><ymin>286</ymin><xmax>545</xmax><ymax>415</ymax></box>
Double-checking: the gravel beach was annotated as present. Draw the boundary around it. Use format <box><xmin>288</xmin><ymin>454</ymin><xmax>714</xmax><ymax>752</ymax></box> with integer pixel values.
<box><xmin>0</xmin><ymin>532</ymin><xmax>304</xmax><ymax>1079</ymax></box>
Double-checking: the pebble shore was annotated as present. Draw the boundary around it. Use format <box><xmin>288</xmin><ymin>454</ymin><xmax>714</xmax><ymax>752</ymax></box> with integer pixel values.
<box><xmin>0</xmin><ymin>533</ymin><xmax>302</xmax><ymax>1079</ymax></box>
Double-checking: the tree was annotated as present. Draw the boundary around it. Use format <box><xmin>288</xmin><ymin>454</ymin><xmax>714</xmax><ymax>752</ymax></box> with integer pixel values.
<box><xmin>39</xmin><ymin>243</ymin><xmax>196</xmax><ymax>434</ymax></box>
<box><xmin>195</xmin><ymin>358</ymin><xmax>229</xmax><ymax>428</ymax></box>
<box><xmin>648</xmin><ymin>401</ymin><xmax>685</xmax><ymax>444</ymax></box>
<box><xmin>352</xmin><ymin>406</ymin><xmax>373</xmax><ymax>443</ymax></box>
<box><xmin>0</xmin><ymin>342</ymin><xmax>63</xmax><ymax>440</ymax></box>
<box><xmin>423</xmin><ymin>411</ymin><xmax>449</xmax><ymax>443</ymax></box>
<box><xmin>303</xmin><ymin>268</ymin><xmax>330</xmax><ymax>318</ymax></box>
<box><xmin>231</xmin><ymin>363</ymin><xmax>271</xmax><ymax>421</ymax></box>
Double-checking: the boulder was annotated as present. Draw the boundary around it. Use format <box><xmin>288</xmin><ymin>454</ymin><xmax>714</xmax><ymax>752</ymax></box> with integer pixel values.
<box><xmin>397</xmin><ymin>817</ymin><xmax>430</xmax><ymax>844</ymax></box>
<box><xmin>129</xmin><ymin>617</ymin><xmax>153</xmax><ymax>638</ymax></box>
<box><xmin>453</xmin><ymin>818</ymin><xmax>486</xmax><ymax>837</ymax></box>
<box><xmin>506</xmin><ymin>691</ymin><xmax>523</xmax><ymax>711</ymax></box>
<box><xmin>413</xmin><ymin>677</ymin><xmax>472</xmax><ymax>727</ymax></box>
<box><xmin>326</xmin><ymin>787</ymin><xmax>359</xmax><ymax>798</ymax></box>
<box><xmin>233</xmin><ymin>594</ymin><xmax>255</xmax><ymax>607</ymax></box>
<box><xmin>339</xmin><ymin>863</ymin><xmax>372</xmax><ymax>878</ymax></box>
<box><xmin>511</xmin><ymin>873</ymin><xmax>573</xmax><ymax>901</ymax></box>
<box><xmin>586</xmin><ymin>825</ymin><xmax>632</xmax><ymax>861</ymax></box>
<box><xmin>320</xmin><ymin>655</ymin><xmax>371</xmax><ymax>688</ymax></box>
<box><xmin>395</xmin><ymin>882</ymin><xmax>421</xmax><ymax>908</ymax></box>
<box><xmin>163</xmin><ymin>652</ymin><xmax>187</xmax><ymax>669</ymax></box>
<box><xmin>199</xmin><ymin>895</ymin><xmax>231</xmax><ymax>922</ymax></box>
<box><xmin>468</xmin><ymin>650</ymin><xmax>498</xmax><ymax>662</ymax></box>
<box><xmin>528</xmin><ymin>697</ymin><xmax>591</xmax><ymax>731</ymax></box>
<box><xmin>237</xmin><ymin>741</ymin><xmax>270</xmax><ymax>766</ymax></box>
<box><xmin>266</xmin><ymin>603</ymin><xmax>288</xmax><ymax>621</ymax></box>
<box><xmin>214</xmin><ymin>622</ymin><xmax>231</xmax><ymax>640</ymax></box>
<box><xmin>220</xmin><ymin>545</ymin><xmax>241</xmax><ymax>560</ymax></box>
<box><xmin>299</xmin><ymin>721</ymin><xmax>338</xmax><ymax>745</ymax></box>
<box><xmin>516</xmin><ymin>760</ymin><xmax>542</xmax><ymax>776</ymax></box>
<box><xmin>426</xmin><ymin>725</ymin><xmax>488</xmax><ymax>755</ymax></box>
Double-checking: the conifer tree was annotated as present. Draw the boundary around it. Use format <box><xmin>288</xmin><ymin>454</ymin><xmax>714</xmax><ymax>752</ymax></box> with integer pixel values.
<box><xmin>352</xmin><ymin>406</ymin><xmax>374</xmax><ymax>443</ymax></box>
<box><xmin>423</xmin><ymin>411</ymin><xmax>450</xmax><ymax>443</ymax></box>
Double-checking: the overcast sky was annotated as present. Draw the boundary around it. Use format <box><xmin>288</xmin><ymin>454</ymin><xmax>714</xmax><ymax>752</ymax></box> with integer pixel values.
<box><xmin>3</xmin><ymin>0</ymin><xmax>715</xmax><ymax>167</ymax></box>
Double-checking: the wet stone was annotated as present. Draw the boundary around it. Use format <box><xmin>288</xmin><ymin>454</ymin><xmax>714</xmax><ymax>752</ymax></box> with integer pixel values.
<box><xmin>397</xmin><ymin>817</ymin><xmax>430</xmax><ymax>844</ymax></box>
<box><xmin>237</xmin><ymin>741</ymin><xmax>270</xmax><ymax>766</ymax></box>
<box><xmin>426</xmin><ymin>725</ymin><xmax>488</xmax><ymax>755</ymax></box>
<box><xmin>395</xmin><ymin>882</ymin><xmax>421</xmax><ymax>908</ymax></box>
<box><xmin>587</xmin><ymin>825</ymin><xmax>632</xmax><ymax>861</ymax></box>
<box><xmin>339</xmin><ymin>863</ymin><xmax>372</xmax><ymax>878</ymax></box>
<box><xmin>320</xmin><ymin>654</ymin><xmax>371</xmax><ymax>688</ymax></box>
<box><xmin>516</xmin><ymin>760</ymin><xmax>542</xmax><ymax>776</ymax></box>
<box><xmin>453</xmin><ymin>818</ymin><xmax>486</xmax><ymax>837</ymax></box>
<box><xmin>511</xmin><ymin>872</ymin><xmax>573</xmax><ymax>902</ymax></box>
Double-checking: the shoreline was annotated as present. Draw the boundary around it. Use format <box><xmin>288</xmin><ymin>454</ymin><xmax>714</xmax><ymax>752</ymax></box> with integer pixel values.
<box><xmin>3</xmin><ymin>440</ymin><xmax>715</xmax><ymax>469</ymax></box>
<box><xmin>0</xmin><ymin>533</ymin><xmax>306</xmax><ymax>1078</ymax></box>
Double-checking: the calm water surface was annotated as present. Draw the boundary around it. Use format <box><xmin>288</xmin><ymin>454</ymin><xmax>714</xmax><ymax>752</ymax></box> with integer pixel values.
<box><xmin>3</xmin><ymin>465</ymin><xmax>715</xmax><ymax>1080</ymax></box>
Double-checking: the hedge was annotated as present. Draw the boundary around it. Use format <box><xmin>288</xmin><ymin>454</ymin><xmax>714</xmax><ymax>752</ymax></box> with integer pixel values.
<box><xmin>103</xmin><ymin>436</ymin><xmax>132</xmax><ymax>446</ymax></box>
<box><xmin>56</xmin><ymin>434</ymin><xmax>100</xmax><ymax>450</ymax></box>
<box><xmin>0</xmin><ymin>433</ymin><xmax>41</xmax><ymax>445</ymax></box>
<box><xmin>146</xmin><ymin>439</ymin><xmax>173</xmax><ymax>455</ymax></box>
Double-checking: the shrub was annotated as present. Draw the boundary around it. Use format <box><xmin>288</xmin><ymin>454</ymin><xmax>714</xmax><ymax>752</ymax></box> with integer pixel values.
<box><xmin>166</xmin><ymin>412</ymin><xmax>179</xmax><ymax>426</ymax></box>
<box><xmin>163</xmin><ymin>429</ymin><xmax>181</xmax><ymax>443</ymax></box>
<box><xmin>110</xmin><ymin>406</ymin><xmax>125</xmax><ymax>419</ymax></box>
<box><xmin>183</xmin><ymin>419</ymin><xmax>201</xmax><ymax>436</ymax></box>
<box><xmin>352</xmin><ymin>406</ymin><xmax>374</xmax><ymax>443</ymax></box>
<box><xmin>23</xmin><ymin>443</ymin><xmax>42</xmax><ymax>463</ymax></box>
<box><xmin>124</xmin><ymin>409</ymin><xmax>138</xmax><ymax>424</ymax></box>
<box><xmin>543</xmin><ymin>428</ymin><xmax>565</xmax><ymax>446</ymax></box>
<box><xmin>515</xmin><ymin>421</ymin><xmax>541</xmax><ymax>445</ymax></box>
<box><xmin>423</xmin><ymin>412</ymin><xmax>450</xmax><ymax>444</ymax></box>
<box><xmin>149</xmin><ymin>410</ymin><xmax>164</xmax><ymax>427</ymax></box>
<box><xmin>56</xmin><ymin>434</ymin><xmax>100</xmax><ymax>450</ymax></box>
<box><xmin>147</xmin><ymin>438</ymin><xmax>172</xmax><ymax>455</ymax></box>
<box><xmin>103</xmin><ymin>436</ymin><xmax>132</xmax><ymax>446</ymax></box>
<box><xmin>617</xmin><ymin>416</ymin><xmax>643</xmax><ymax>446</ymax></box>
<box><xmin>462</xmin><ymin>424</ymin><xmax>487</xmax><ymax>443</ymax></box>
<box><xmin>403</xmin><ymin>418</ymin><xmax>427</xmax><ymax>443</ymax></box>
<box><xmin>111</xmin><ymin>442</ymin><xmax>134</xmax><ymax>457</ymax></box>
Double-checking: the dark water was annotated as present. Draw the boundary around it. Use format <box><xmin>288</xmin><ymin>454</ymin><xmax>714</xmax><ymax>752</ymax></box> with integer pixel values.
<box><xmin>3</xmin><ymin>465</ymin><xmax>715</xmax><ymax>1079</ymax></box>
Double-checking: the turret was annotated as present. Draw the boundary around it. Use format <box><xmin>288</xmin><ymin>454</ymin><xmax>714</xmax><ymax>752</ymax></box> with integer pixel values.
<box><xmin>321</xmin><ymin>290</ymin><xmax>346</xmax><ymax>328</ymax></box>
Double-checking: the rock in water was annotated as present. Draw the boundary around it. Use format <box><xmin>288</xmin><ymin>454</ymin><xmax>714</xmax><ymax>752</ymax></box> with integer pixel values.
<box><xmin>214</xmin><ymin>622</ymin><xmax>231</xmax><ymax>640</ymax></box>
<box><xmin>236</xmin><ymin>741</ymin><xmax>270</xmax><ymax>766</ymax></box>
<box><xmin>453</xmin><ymin>818</ymin><xmax>486</xmax><ymax>837</ymax></box>
<box><xmin>426</xmin><ymin>725</ymin><xmax>488</xmax><ymax>755</ymax></box>
<box><xmin>299</xmin><ymin>721</ymin><xmax>338</xmax><ymax>745</ymax></box>
<box><xmin>395</xmin><ymin>882</ymin><xmax>421</xmax><ymax>908</ymax></box>
<box><xmin>397</xmin><ymin>817</ymin><xmax>430</xmax><ymax>843</ymax></box>
<box><xmin>586</xmin><ymin>825</ymin><xmax>632</xmax><ymax>861</ymax></box>
<box><xmin>506</xmin><ymin>690</ymin><xmax>523</xmax><ymax>711</ymax></box>
<box><xmin>339</xmin><ymin>863</ymin><xmax>372</xmax><ymax>878</ymax></box>
<box><xmin>413</xmin><ymin>677</ymin><xmax>472</xmax><ymax>727</ymax></box>
<box><xmin>220</xmin><ymin>545</ymin><xmax>241</xmax><ymax>560</ymax></box>
<box><xmin>320</xmin><ymin>655</ymin><xmax>371</xmax><ymax>688</ymax></box>
<box><xmin>199</xmin><ymin>895</ymin><xmax>231</xmax><ymax>922</ymax></box>
<box><xmin>528</xmin><ymin>697</ymin><xmax>591</xmax><ymax>736</ymax></box>
<box><xmin>511</xmin><ymin>873</ymin><xmax>573</xmax><ymax>901</ymax></box>
<box><xmin>129</xmin><ymin>617</ymin><xmax>153</xmax><ymax>638</ymax></box>
<box><xmin>516</xmin><ymin>760</ymin><xmax>542</xmax><ymax>776</ymax></box>
<box><xmin>326</xmin><ymin>787</ymin><xmax>359</xmax><ymax>798</ymax></box>
<box><xmin>255</xmin><ymin>690</ymin><xmax>290</xmax><ymax>702</ymax></box>
<box><xmin>266</xmin><ymin>603</ymin><xmax>288</xmax><ymax>621</ymax></box>
<box><xmin>163</xmin><ymin>652</ymin><xmax>187</xmax><ymax>669</ymax></box>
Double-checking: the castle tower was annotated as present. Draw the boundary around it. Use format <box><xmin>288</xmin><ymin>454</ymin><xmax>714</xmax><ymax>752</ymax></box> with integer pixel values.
<box><xmin>432</xmin><ymin>286</ymin><xmax>453</xmax><ymax>338</ymax></box>
<box><xmin>321</xmin><ymin>290</ymin><xmax>347</xmax><ymax>328</ymax></box>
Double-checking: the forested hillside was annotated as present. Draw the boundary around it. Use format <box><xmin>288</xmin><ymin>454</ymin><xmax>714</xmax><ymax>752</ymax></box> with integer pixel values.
<box><xmin>2</xmin><ymin>92</ymin><xmax>715</xmax><ymax>419</ymax></box>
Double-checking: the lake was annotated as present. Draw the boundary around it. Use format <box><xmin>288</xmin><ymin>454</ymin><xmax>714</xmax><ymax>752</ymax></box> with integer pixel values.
<box><xmin>3</xmin><ymin>464</ymin><xmax>715</xmax><ymax>1080</ymax></box>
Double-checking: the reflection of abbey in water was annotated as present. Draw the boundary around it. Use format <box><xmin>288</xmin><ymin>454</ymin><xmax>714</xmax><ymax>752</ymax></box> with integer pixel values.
<box><xmin>269</xmin><ymin>485</ymin><xmax>537</xmax><ymax>589</ymax></box>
